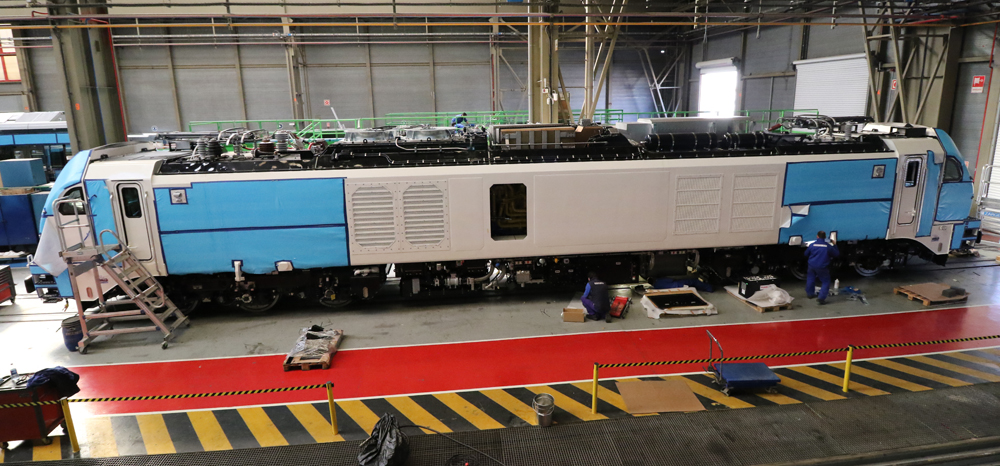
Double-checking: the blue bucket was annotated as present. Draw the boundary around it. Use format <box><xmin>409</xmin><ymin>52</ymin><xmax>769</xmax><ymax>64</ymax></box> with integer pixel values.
<box><xmin>62</xmin><ymin>316</ymin><xmax>83</xmax><ymax>352</ymax></box>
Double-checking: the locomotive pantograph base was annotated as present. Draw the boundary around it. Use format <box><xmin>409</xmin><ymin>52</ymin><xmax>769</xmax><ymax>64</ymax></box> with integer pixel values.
<box><xmin>893</xmin><ymin>283</ymin><xmax>969</xmax><ymax>306</ymax></box>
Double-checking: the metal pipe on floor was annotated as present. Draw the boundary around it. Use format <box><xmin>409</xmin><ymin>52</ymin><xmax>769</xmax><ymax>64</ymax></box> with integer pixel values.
<box><xmin>592</xmin><ymin>363</ymin><xmax>599</xmax><ymax>414</ymax></box>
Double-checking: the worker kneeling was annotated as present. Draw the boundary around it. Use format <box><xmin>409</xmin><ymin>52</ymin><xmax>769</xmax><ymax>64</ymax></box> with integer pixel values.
<box><xmin>582</xmin><ymin>272</ymin><xmax>610</xmax><ymax>322</ymax></box>
<box><xmin>805</xmin><ymin>230</ymin><xmax>840</xmax><ymax>305</ymax></box>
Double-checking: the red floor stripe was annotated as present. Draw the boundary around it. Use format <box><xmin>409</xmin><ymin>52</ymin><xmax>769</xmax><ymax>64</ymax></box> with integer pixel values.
<box><xmin>71</xmin><ymin>305</ymin><xmax>1000</xmax><ymax>416</ymax></box>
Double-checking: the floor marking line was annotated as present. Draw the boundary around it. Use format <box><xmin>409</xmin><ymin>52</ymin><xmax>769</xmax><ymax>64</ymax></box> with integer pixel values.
<box><xmin>236</xmin><ymin>407</ymin><xmax>288</xmax><ymax>447</ymax></box>
<box><xmin>755</xmin><ymin>392</ymin><xmax>802</xmax><ymax>405</ymax></box>
<box><xmin>386</xmin><ymin>396</ymin><xmax>454</xmax><ymax>434</ymax></box>
<box><xmin>943</xmin><ymin>352</ymin><xmax>1000</xmax><ymax>372</ymax></box>
<box><xmin>432</xmin><ymin>393</ymin><xmax>506</xmax><ymax>430</ymax></box>
<box><xmin>569</xmin><ymin>381</ymin><xmax>629</xmax><ymax>412</ymax></box>
<box><xmin>525</xmin><ymin>385</ymin><xmax>607</xmax><ymax>422</ymax></box>
<box><xmin>31</xmin><ymin>435</ymin><xmax>62</xmax><ymax>461</ymax></box>
<box><xmin>135</xmin><ymin>414</ymin><xmax>176</xmax><ymax>455</ymax></box>
<box><xmin>337</xmin><ymin>400</ymin><xmax>382</xmax><ymax>435</ymax></box>
<box><xmin>186</xmin><ymin>410</ymin><xmax>233</xmax><ymax>451</ymax></box>
<box><xmin>788</xmin><ymin>366</ymin><xmax>890</xmax><ymax>397</ymax></box>
<box><xmin>63</xmin><ymin>304</ymin><xmax>1000</xmax><ymax>368</ymax></box>
<box><xmin>908</xmin><ymin>356</ymin><xmax>1000</xmax><ymax>383</ymax></box>
<box><xmin>81</xmin><ymin>415</ymin><xmax>120</xmax><ymax>458</ymax></box>
<box><xmin>286</xmin><ymin>404</ymin><xmax>345</xmax><ymax>443</ymax></box>
<box><xmin>479</xmin><ymin>389</ymin><xmax>537</xmax><ymax>426</ymax></box>
<box><xmin>829</xmin><ymin>364</ymin><xmax>931</xmax><ymax>392</ymax></box>
<box><xmin>868</xmin><ymin>360</ymin><xmax>970</xmax><ymax>387</ymax></box>
<box><xmin>775</xmin><ymin>375</ymin><xmax>847</xmax><ymax>401</ymax></box>
<box><xmin>671</xmin><ymin>376</ymin><xmax>755</xmax><ymax>409</ymax></box>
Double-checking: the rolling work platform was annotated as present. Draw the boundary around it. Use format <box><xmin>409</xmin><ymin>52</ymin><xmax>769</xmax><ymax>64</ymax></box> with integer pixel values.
<box><xmin>54</xmin><ymin>197</ymin><xmax>189</xmax><ymax>353</ymax></box>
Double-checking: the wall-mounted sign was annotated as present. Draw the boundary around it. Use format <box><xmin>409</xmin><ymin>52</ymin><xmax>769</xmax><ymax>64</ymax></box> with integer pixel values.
<box><xmin>891</xmin><ymin>79</ymin><xmax>897</xmax><ymax>90</ymax></box>
<box><xmin>973</xmin><ymin>75</ymin><xmax>986</xmax><ymax>94</ymax></box>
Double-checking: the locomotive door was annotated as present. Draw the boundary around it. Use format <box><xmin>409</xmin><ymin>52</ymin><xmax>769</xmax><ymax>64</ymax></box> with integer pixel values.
<box><xmin>114</xmin><ymin>182</ymin><xmax>153</xmax><ymax>261</ymax></box>
<box><xmin>892</xmin><ymin>155</ymin><xmax>925</xmax><ymax>238</ymax></box>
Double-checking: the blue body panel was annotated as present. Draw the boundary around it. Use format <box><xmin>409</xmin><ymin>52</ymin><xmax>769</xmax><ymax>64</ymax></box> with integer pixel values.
<box><xmin>30</xmin><ymin>264</ymin><xmax>73</xmax><ymax>298</ymax></box>
<box><xmin>29</xmin><ymin>192</ymin><xmax>46</xmax><ymax>233</ymax></box>
<box><xmin>937</xmin><ymin>182</ymin><xmax>974</xmax><ymax>221</ymax></box>
<box><xmin>161</xmin><ymin>226</ymin><xmax>349</xmax><ymax>275</ymax></box>
<box><xmin>154</xmin><ymin>179</ymin><xmax>350</xmax><ymax>275</ymax></box>
<box><xmin>84</xmin><ymin>180</ymin><xmax>119</xmax><ymax>246</ymax></box>
<box><xmin>780</xmin><ymin>201</ymin><xmax>891</xmax><ymax>243</ymax></box>
<box><xmin>13</xmin><ymin>133</ymin><xmax>58</xmax><ymax>145</ymax></box>
<box><xmin>40</xmin><ymin>150</ymin><xmax>91</xmax><ymax>231</ymax></box>
<box><xmin>783</xmin><ymin>159</ymin><xmax>897</xmax><ymax>205</ymax></box>
<box><xmin>154</xmin><ymin>179</ymin><xmax>346</xmax><ymax>232</ymax></box>
<box><xmin>917</xmin><ymin>153</ymin><xmax>941</xmax><ymax>237</ymax></box>
<box><xmin>0</xmin><ymin>194</ymin><xmax>38</xmax><ymax>245</ymax></box>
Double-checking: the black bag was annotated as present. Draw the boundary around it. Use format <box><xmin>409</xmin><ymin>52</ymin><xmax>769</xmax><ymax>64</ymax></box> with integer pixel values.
<box><xmin>358</xmin><ymin>414</ymin><xmax>410</xmax><ymax>466</ymax></box>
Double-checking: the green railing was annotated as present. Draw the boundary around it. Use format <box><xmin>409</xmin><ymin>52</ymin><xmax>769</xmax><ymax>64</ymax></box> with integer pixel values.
<box><xmin>186</xmin><ymin>108</ymin><xmax>829</xmax><ymax>143</ymax></box>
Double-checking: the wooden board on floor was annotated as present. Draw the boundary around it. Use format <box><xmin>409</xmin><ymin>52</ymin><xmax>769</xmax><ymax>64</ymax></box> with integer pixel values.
<box><xmin>725</xmin><ymin>286</ymin><xmax>792</xmax><ymax>313</ymax></box>
<box><xmin>615</xmin><ymin>380</ymin><xmax>706</xmax><ymax>414</ymax></box>
<box><xmin>893</xmin><ymin>283</ymin><xmax>968</xmax><ymax>306</ymax></box>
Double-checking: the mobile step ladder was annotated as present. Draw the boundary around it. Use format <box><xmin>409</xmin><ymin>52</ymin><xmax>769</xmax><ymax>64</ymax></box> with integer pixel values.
<box><xmin>979</xmin><ymin>164</ymin><xmax>1000</xmax><ymax>244</ymax></box>
<box><xmin>53</xmin><ymin>197</ymin><xmax>190</xmax><ymax>354</ymax></box>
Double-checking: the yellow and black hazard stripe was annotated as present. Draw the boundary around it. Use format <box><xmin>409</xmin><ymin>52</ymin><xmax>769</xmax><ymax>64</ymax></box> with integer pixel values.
<box><xmin>598</xmin><ymin>347</ymin><xmax>849</xmax><ymax>369</ymax></box>
<box><xmin>854</xmin><ymin>334</ymin><xmax>1000</xmax><ymax>350</ymax></box>
<box><xmin>0</xmin><ymin>383</ymin><xmax>329</xmax><ymax>409</ymax></box>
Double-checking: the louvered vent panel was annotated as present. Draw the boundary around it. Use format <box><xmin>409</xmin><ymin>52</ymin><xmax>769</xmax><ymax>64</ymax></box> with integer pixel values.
<box><xmin>403</xmin><ymin>185</ymin><xmax>446</xmax><ymax>246</ymax></box>
<box><xmin>674</xmin><ymin>175</ymin><xmax>722</xmax><ymax>235</ymax></box>
<box><xmin>731</xmin><ymin>174</ymin><xmax>778</xmax><ymax>232</ymax></box>
<box><xmin>351</xmin><ymin>186</ymin><xmax>396</xmax><ymax>248</ymax></box>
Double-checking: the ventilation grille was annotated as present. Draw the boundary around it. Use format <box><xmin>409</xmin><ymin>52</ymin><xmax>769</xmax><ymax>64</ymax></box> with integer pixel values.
<box><xmin>351</xmin><ymin>186</ymin><xmax>395</xmax><ymax>249</ymax></box>
<box><xmin>732</xmin><ymin>174</ymin><xmax>778</xmax><ymax>232</ymax></box>
<box><xmin>675</xmin><ymin>175</ymin><xmax>722</xmax><ymax>235</ymax></box>
<box><xmin>403</xmin><ymin>185</ymin><xmax>446</xmax><ymax>246</ymax></box>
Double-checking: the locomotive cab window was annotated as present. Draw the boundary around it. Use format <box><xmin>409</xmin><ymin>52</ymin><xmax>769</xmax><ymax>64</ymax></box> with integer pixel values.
<box><xmin>56</xmin><ymin>187</ymin><xmax>85</xmax><ymax>215</ymax></box>
<box><xmin>904</xmin><ymin>159</ymin><xmax>921</xmax><ymax>187</ymax></box>
<box><xmin>121</xmin><ymin>187</ymin><xmax>143</xmax><ymax>218</ymax></box>
<box><xmin>943</xmin><ymin>157</ymin><xmax>963</xmax><ymax>182</ymax></box>
<box><xmin>490</xmin><ymin>183</ymin><xmax>527</xmax><ymax>240</ymax></box>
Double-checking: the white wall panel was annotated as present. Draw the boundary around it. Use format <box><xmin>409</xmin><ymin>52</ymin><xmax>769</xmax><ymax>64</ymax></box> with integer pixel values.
<box><xmin>120</xmin><ymin>67</ymin><xmax>179</xmax><ymax>131</ymax></box>
<box><xmin>371</xmin><ymin>66</ymin><xmax>433</xmax><ymax>116</ymax></box>
<box><xmin>174</xmin><ymin>68</ymin><xmax>242</xmax><ymax>124</ymax></box>
<box><xmin>793</xmin><ymin>54</ymin><xmax>868</xmax><ymax>117</ymax></box>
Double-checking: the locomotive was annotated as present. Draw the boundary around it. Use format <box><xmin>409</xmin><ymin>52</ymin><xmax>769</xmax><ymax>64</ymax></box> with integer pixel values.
<box><xmin>28</xmin><ymin>116</ymin><xmax>982</xmax><ymax>313</ymax></box>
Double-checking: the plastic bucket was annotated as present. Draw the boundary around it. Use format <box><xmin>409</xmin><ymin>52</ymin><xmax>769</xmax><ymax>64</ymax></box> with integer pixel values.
<box><xmin>532</xmin><ymin>393</ymin><xmax>555</xmax><ymax>427</ymax></box>
<box><xmin>62</xmin><ymin>316</ymin><xmax>83</xmax><ymax>352</ymax></box>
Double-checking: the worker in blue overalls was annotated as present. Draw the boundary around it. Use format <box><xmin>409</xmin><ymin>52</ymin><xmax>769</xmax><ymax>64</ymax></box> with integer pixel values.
<box><xmin>451</xmin><ymin>112</ymin><xmax>469</xmax><ymax>127</ymax></box>
<box><xmin>582</xmin><ymin>272</ymin><xmax>610</xmax><ymax>322</ymax></box>
<box><xmin>805</xmin><ymin>230</ymin><xmax>840</xmax><ymax>305</ymax></box>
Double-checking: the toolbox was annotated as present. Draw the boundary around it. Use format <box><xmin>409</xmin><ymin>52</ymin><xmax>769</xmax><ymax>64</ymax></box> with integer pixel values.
<box><xmin>609</xmin><ymin>296</ymin><xmax>631</xmax><ymax>319</ymax></box>
<box><xmin>0</xmin><ymin>373</ymin><xmax>65</xmax><ymax>450</ymax></box>
<box><xmin>738</xmin><ymin>274</ymin><xmax>779</xmax><ymax>298</ymax></box>
<box><xmin>0</xmin><ymin>265</ymin><xmax>13</xmax><ymax>306</ymax></box>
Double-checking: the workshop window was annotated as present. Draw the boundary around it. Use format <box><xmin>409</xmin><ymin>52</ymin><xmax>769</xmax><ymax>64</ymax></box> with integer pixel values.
<box><xmin>490</xmin><ymin>184</ymin><xmax>527</xmax><ymax>240</ymax></box>
<box><xmin>121</xmin><ymin>187</ymin><xmax>142</xmax><ymax>218</ymax></box>
<box><xmin>698</xmin><ymin>67</ymin><xmax>738</xmax><ymax>117</ymax></box>
<box><xmin>943</xmin><ymin>157</ymin><xmax>963</xmax><ymax>182</ymax></box>
<box><xmin>0</xmin><ymin>29</ymin><xmax>20</xmax><ymax>82</ymax></box>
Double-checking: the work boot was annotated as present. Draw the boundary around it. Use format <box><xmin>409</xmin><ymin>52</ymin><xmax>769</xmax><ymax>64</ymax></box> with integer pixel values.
<box><xmin>807</xmin><ymin>295</ymin><xmax>816</xmax><ymax>299</ymax></box>
<box><xmin>605</xmin><ymin>313</ymin><xmax>612</xmax><ymax>323</ymax></box>
<box><xmin>585</xmin><ymin>314</ymin><xmax>598</xmax><ymax>321</ymax></box>
<box><xmin>818</xmin><ymin>300</ymin><xmax>828</xmax><ymax>305</ymax></box>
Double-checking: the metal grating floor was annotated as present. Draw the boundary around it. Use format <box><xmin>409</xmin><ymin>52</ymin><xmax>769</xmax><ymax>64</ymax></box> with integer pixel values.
<box><xmin>25</xmin><ymin>383</ymin><xmax>1000</xmax><ymax>466</ymax></box>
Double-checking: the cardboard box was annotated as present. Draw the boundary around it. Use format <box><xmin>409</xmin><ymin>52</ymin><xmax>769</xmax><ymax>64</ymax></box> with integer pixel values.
<box><xmin>562</xmin><ymin>307</ymin><xmax>586</xmax><ymax>322</ymax></box>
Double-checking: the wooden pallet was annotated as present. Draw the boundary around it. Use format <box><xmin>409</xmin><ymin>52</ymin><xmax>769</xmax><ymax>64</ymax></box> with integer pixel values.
<box><xmin>725</xmin><ymin>286</ymin><xmax>792</xmax><ymax>313</ymax></box>
<box><xmin>282</xmin><ymin>330</ymin><xmax>344</xmax><ymax>372</ymax></box>
<box><xmin>893</xmin><ymin>283</ymin><xmax>968</xmax><ymax>306</ymax></box>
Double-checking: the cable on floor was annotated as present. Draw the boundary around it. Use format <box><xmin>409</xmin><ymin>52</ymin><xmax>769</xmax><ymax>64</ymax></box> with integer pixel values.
<box><xmin>398</xmin><ymin>424</ymin><xmax>507</xmax><ymax>466</ymax></box>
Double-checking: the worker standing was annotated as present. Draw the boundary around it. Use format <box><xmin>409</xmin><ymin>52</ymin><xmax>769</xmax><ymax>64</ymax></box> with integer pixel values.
<box><xmin>451</xmin><ymin>112</ymin><xmax>469</xmax><ymax>127</ymax></box>
<box><xmin>804</xmin><ymin>231</ymin><xmax>840</xmax><ymax>305</ymax></box>
<box><xmin>582</xmin><ymin>272</ymin><xmax>610</xmax><ymax>322</ymax></box>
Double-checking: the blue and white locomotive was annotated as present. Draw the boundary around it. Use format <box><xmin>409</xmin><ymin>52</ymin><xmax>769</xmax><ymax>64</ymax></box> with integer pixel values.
<box><xmin>28</xmin><ymin>117</ymin><xmax>982</xmax><ymax>313</ymax></box>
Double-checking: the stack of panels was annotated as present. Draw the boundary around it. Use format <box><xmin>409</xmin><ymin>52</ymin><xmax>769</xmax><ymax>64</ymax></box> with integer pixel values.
<box><xmin>0</xmin><ymin>158</ymin><xmax>45</xmax><ymax>188</ymax></box>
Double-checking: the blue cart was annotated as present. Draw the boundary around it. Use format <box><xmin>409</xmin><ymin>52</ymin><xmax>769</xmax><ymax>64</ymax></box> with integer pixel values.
<box><xmin>705</xmin><ymin>331</ymin><xmax>780</xmax><ymax>396</ymax></box>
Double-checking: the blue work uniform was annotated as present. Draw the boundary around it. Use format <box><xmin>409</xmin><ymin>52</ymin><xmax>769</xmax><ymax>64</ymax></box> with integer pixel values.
<box><xmin>804</xmin><ymin>239</ymin><xmax>840</xmax><ymax>302</ymax></box>
<box><xmin>582</xmin><ymin>279</ymin><xmax>610</xmax><ymax>318</ymax></box>
<box><xmin>451</xmin><ymin>114</ymin><xmax>468</xmax><ymax>126</ymax></box>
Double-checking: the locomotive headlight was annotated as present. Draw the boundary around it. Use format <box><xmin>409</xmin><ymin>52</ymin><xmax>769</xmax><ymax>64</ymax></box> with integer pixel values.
<box><xmin>789</xmin><ymin>236</ymin><xmax>802</xmax><ymax>246</ymax></box>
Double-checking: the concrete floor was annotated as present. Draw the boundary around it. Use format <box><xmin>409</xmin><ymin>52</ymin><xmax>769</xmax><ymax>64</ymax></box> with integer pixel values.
<box><xmin>2</xmin><ymin>249</ymin><xmax>999</xmax><ymax>373</ymax></box>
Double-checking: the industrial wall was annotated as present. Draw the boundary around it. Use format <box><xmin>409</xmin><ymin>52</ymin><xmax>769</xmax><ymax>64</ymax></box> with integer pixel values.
<box><xmin>686</xmin><ymin>22</ymin><xmax>998</xmax><ymax>164</ymax></box>
<box><xmin>4</xmin><ymin>27</ymin><xmax>655</xmax><ymax>132</ymax></box>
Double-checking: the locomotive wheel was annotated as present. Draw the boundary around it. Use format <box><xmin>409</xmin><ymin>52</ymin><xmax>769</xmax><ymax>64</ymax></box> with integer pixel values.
<box><xmin>853</xmin><ymin>262</ymin><xmax>883</xmax><ymax>277</ymax></box>
<box><xmin>319</xmin><ymin>296</ymin><xmax>354</xmax><ymax>309</ymax></box>
<box><xmin>170</xmin><ymin>293</ymin><xmax>200</xmax><ymax>316</ymax></box>
<box><xmin>237</xmin><ymin>291</ymin><xmax>280</xmax><ymax>314</ymax></box>
<box><xmin>788</xmin><ymin>262</ymin><xmax>808</xmax><ymax>281</ymax></box>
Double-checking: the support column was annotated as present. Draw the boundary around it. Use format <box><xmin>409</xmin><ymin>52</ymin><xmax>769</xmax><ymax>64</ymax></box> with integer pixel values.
<box><xmin>48</xmin><ymin>0</ymin><xmax>124</xmax><ymax>151</ymax></box>
<box><xmin>282</xmin><ymin>18</ymin><xmax>305</xmax><ymax>124</ymax></box>
<box><xmin>527</xmin><ymin>5</ymin><xmax>554</xmax><ymax>123</ymax></box>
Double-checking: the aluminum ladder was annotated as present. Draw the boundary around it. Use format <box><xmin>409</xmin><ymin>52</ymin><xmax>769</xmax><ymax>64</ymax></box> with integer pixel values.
<box><xmin>978</xmin><ymin>164</ymin><xmax>999</xmax><ymax>240</ymax></box>
<box><xmin>53</xmin><ymin>197</ymin><xmax>190</xmax><ymax>353</ymax></box>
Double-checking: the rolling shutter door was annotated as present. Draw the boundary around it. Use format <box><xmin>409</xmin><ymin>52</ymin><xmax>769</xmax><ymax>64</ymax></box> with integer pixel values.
<box><xmin>792</xmin><ymin>53</ymin><xmax>868</xmax><ymax>117</ymax></box>
<box><xmin>984</xmin><ymin>122</ymin><xmax>1000</xmax><ymax>234</ymax></box>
